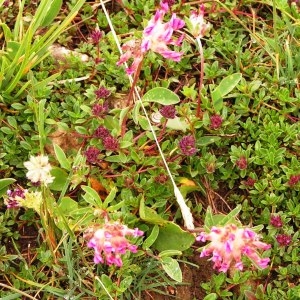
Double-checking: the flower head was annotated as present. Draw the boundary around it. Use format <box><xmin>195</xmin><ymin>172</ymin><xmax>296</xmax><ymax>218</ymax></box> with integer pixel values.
<box><xmin>94</xmin><ymin>126</ymin><xmax>110</xmax><ymax>139</ymax></box>
<box><xmin>179</xmin><ymin>135</ymin><xmax>197</xmax><ymax>156</ymax></box>
<box><xmin>159</xmin><ymin>105</ymin><xmax>176</xmax><ymax>119</ymax></box>
<box><xmin>236</xmin><ymin>156</ymin><xmax>248</xmax><ymax>170</ymax></box>
<box><xmin>95</xmin><ymin>87</ymin><xmax>110</xmax><ymax>99</ymax></box>
<box><xmin>103</xmin><ymin>135</ymin><xmax>119</xmax><ymax>152</ymax></box>
<box><xmin>197</xmin><ymin>224</ymin><xmax>271</xmax><ymax>272</ymax></box>
<box><xmin>5</xmin><ymin>188</ymin><xmax>27</xmax><ymax>208</ymax></box>
<box><xmin>90</xmin><ymin>29</ymin><xmax>102</xmax><ymax>44</ymax></box>
<box><xmin>270</xmin><ymin>215</ymin><xmax>283</xmax><ymax>228</ymax></box>
<box><xmin>24</xmin><ymin>155</ymin><xmax>54</xmax><ymax>186</ymax></box>
<box><xmin>210</xmin><ymin>114</ymin><xmax>223</xmax><ymax>129</ymax></box>
<box><xmin>92</xmin><ymin>103</ymin><xmax>108</xmax><ymax>117</ymax></box>
<box><xmin>85</xmin><ymin>147</ymin><xmax>100</xmax><ymax>164</ymax></box>
<box><xmin>288</xmin><ymin>174</ymin><xmax>300</xmax><ymax>186</ymax></box>
<box><xmin>117</xmin><ymin>2</ymin><xmax>185</xmax><ymax>74</ymax></box>
<box><xmin>85</xmin><ymin>222</ymin><xmax>143</xmax><ymax>267</ymax></box>
<box><xmin>141</xmin><ymin>2</ymin><xmax>185</xmax><ymax>61</ymax></box>
<box><xmin>276</xmin><ymin>234</ymin><xmax>292</xmax><ymax>246</ymax></box>
<box><xmin>117</xmin><ymin>39</ymin><xmax>144</xmax><ymax>75</ymax></box>
<box><xmin>187</xmin><ymin>5</ymin><xmax>211</xmax><ymax>39</ymax></box>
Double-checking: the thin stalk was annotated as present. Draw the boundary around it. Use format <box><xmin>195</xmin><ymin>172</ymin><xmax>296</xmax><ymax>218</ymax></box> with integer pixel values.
<box><xmin>195</xmin><ymin>36</ymin><xmax>204</xmax><ymax>118</ymax></box>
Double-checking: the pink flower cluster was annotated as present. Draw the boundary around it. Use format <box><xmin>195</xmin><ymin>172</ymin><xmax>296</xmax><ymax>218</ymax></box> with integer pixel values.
<box><xmin>197</xmin><ymin>224</ymin><xmax>271</xmax><ymax>272</ymax></box>
<box><xmin>86</xmin><ymin>222</ymin><xmax>143</xmax><ymax>267</ymax></box>
<box><xmin>117</xmin><ymin>2</ymin><xmax>185</xmax><ymax>74</ymax></box>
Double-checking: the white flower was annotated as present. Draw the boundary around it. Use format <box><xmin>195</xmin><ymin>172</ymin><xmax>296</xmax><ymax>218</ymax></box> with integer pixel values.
<box><xmin>24</xmin><ymin>155</ymin><xmax>54</xmax><ymax>186</ymax></box>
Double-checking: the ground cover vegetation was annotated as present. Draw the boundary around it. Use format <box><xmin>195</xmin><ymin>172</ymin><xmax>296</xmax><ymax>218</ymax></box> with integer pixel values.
<box><xmin>0</xmin><ymin>0</ymin><xmax>299</xmax><ymax>299</ymax></box>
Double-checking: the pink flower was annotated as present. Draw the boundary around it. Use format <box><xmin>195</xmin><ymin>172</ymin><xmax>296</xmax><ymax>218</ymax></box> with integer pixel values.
<box><xmin>117</xmin><ymin>2</ymin><xmax>185</xmax><ymax>74</ymax></box>
<box><xmin>141</xmin><ymin>2</ymin><xmax>185</xmax><ymax>61</ymax></box>
<box><xmin>196</xmin><ymin>224</ymin><xmax>271</xmax><ymax>272</ymax></box>
<box><xmin>188</xmin><ymin>5</ymin><xmax>211</xmax><ymax>39</ymax></box>
<box><xmin>86</xmin><ymin>222</ymin><xmax>143</xmax><ymax>267</ymax></box>
<box><xmin>117</xmin><ymin>39</ymin><xmax>144</xmax><ymax>75</ymax></box>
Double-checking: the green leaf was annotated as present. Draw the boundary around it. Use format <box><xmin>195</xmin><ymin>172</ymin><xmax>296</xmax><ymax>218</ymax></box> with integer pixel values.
<box><xmin>203</xmin><ymin>293</ymin><xmax>218</xmax><ymax>300</ymax></box>
<box><xmin>197</xmin><ymin>136</ymin><xmax>221</xmax><ymax>146</ymax></box>
<box><xmin>211</xmin><ymin>73</ymin><xmax>242</xmax><ymax>111</ymax></box>
<box><xmin>217</xmin><ymin>204</ymin><xmax>241</xmax><ymax>226</ymax></box>
<box><xmin>58</xmin><ymin>197</ymin><xmax>78</xmax><ymax>216</ymax></box>
<box><xmin>152</xmin><ymin>222</ymin><xmax>195</xmax><ymax>252</ymax></box>
<box><xmin>81</xmin><ymin>185</ymin><xmax>103</xmax><ymax>208</ymax></box>
<box><xmin>102</xmin><ymin>187</ymin><xmax>117</xmax><ymax>208</ymax></box>
<box><xmin>0</xmin><ymin>178</ymin><xmax>16</xmax><ymax>197</ymax></box>
<box><xmin>166</xmin><ymin>117</ymin><xmax>189</xmax><ymax>131</ymax></box>
<box><xmin>53</xmin><ymin>144</ymin><xmax>71</xmax><ymax>170</ymax></box>
<box><xmin>204</xmin><ymin>206</ymin><xmax>214</xmax><ymax>231</ymax></box>
<box><xmin>160</xmin><ymin>257</ymin><xmax>182</xmax><ymax>282</ymax></box>
<box><xmin>49</xmin><ymin>167</ymin><xmax>68</xmax><ymax>191</ymax></box>
<box><xmin>142</xmin><ymin>225</ymin><xmax>159</xmax><ymax>250</ymax></box>
<box><xmin>139</xmin><ymin>197</ymin><xmax>167</xmax><ymax>225</ymax></box>
<box><xmin>158</xmin><ymin>250</ymin><xmax>182</xmax><ymax>257</ymax></box>
<box><xmin>142</xmin><ymin>87</ymin><xmax>180</xmax><ymax>105</ymax></box>
<box><xmin>41</xmin><ymin>0</ymin><xmax>63</xmax><ymax>26</ymax></box>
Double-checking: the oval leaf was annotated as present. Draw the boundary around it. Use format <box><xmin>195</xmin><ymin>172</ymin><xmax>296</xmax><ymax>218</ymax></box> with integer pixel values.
<box><xmin>152</xmin><ymin>222</ymin><xmax>195</xmax><ymax>251</ymax></box>
<box><xmin>143</xmin><ymin>225</ymin><xmax>160</xmax><ymax>250</ymax></box>
<box><xmin>142</xmin><ymin>87</ymin><xmax>180</xmax><ymax>105</ymax></box>
<box><xmin>160</xmin><ymin>257</ymin><xmax>182</xmax><ymax>282</ymax></box>
<box><xmin>0</xmin><ymin>178</ymin><xmax>16</xmax><ymax>197</ymax></box>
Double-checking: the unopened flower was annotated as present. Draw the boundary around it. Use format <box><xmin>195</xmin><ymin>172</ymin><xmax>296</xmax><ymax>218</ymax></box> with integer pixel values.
<box><xmin>24</xmin><ymin>155</ymin><xmax>54</xmax><ymax>186</ymax></box>
<box><xmin>236</xmin><ymin>156</ymin><xmax>247</xmax><ymax>170</ymax></box>
<box><xmin>86</xmin><ymin>222</ymin><xmax>143</xmax><ymax>267</ymax></box>
<box><xmin>95</xmin><ymin>87</ymin><xmax>110</xmax><ymax>99</ymax></box>
<box><xmin>270</xmin><ymin>215</ymin><xmax>283</xmax><ymax>228</ymax></box>
<box><xmin>85</xmin><ymin>147</ymin><xmax>100</xmax><ymax>164</ymax></box>
<box><xmin>162</xmin><ymin>0</ymin><xmax>175</xmax><ymax>6</ymax></box>
<box><xmin>179</xmin><ymin>135</ymin><xmax>197</xmax><ymax>156</ymax></box>
<box><xmin>210</xmin><ymin>114</ymin><xmax>223</xmax><ymax>129</ymax></box>
<box><xmin>92</xmin><ymin>103</ymin><xmax>108</xmax><ymax>117</ymax></box>
<box><xmin>5</xmin><ymin>188</ymin><xmax>27</xmax><ymax>208</ymax></box>
<box><xmin>243</xmin><ymin>177</ymin><xmax>256</xmax><ymax>187</ymax></box>
<box><xmin>276</xmin><ymin>234</ymin><xmax>292</xmax><ymax>246</ymax></box>
<box><xmin>187</xmin><ymin>5</ymin><xmax>211</xmax><ymax>39</ymax></box>
<box><xmin>159</xmin><ymin>105</ymin><xmax>176</xmax><ymax>119</ymax></box>
<box><xmin>90</xmin><ymin>29</ymin><xmax>102</xmax><ymax>44</ymax></box>
<box><xmin>94</xmin><ymin>126</ymin><xmax>110</xmax><ymax>139</ymax></box>
<box><xmin>288</xmin><ymin>174</ymin><xmax>300</xmax><ymax>186</ymax></box>
<box><xmin>103</xmin><ymin>135</ymin><xmax>119</xmax><ymax>152</ymax></box>
<box><xmin>197</xmin><ymin>224</ymin><xmax>271</xmax><ymax>272</ymax></box>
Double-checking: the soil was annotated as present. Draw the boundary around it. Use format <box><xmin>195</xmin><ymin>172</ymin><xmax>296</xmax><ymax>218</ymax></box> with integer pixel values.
<box><xmin>143</xmin><ymin>254</ymin><xmax>214</xmax><ymax>300</ymax></box>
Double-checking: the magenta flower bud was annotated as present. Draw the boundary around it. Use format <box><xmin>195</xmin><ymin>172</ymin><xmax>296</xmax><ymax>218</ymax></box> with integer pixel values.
<box><xmin>179</xmin><ymin>135</ymin><xmax>197</xmax><ymax>156</ymax></box>
<box><xmin>236</xmin><ymin>156</ymin><xmax>247</xmax><ymax>170</ymax></box>
<box><xmin>103</xmin><ymin>135</ymin><xmax>119</xmax><ymax>152</ymax></box>
<box><xmin>95</xmin><ymin>87</ymin><xmax>110</xmax><ymax>99</ymax></box>
<box><xmin>86</xmin><ymin>222</ymin><xmax>143</xmax><ymax>267</ymax></box>
<box><xmin>92</xmin><ymin>103</ymin><xmax>108</xmax><ymax>117</ymax></box>
<box><xmin>276</xmin><ymin>234</ymin><xmax>292</xmax><ymax>246</ymax></box>
<box><xmin>270</xmin><ymin>215</ymin><xmax>283</xmax><ymax>228</ymax></box>
<box><xmin>94</xmin><ymin>126</ymin><xmax>110</xmax><ymax>139</ymax></box>
<box><xmin>90</xmin><ymin>29</ymin><xmax>102</xmax><ymax>44</ymax></box>
<box><xmin>288</xmin><ymin>174</ymin><xmax>300</xmax><ymax>186</ymax></box>
<box><xmin>159</xmin><ymin>105</ymin><xmax>176</xmax><ymax>119</ymax></box>
<box><xmin>210</xmin><ymin>114</ymin><xmax>223</xmax><ymax>129</ymax></box>
<box><xmin>85</xmin><ymin>147</ymin><xmax>100</xmax><ymax>164</ymax></box>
